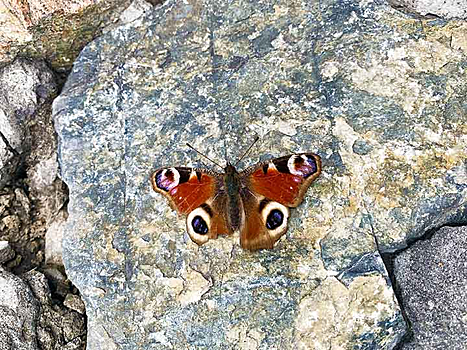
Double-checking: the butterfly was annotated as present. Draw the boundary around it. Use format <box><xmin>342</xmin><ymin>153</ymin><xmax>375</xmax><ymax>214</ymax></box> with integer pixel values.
<box><xmin>151</xmin><ymin>143</ymin><xmax>321</xmax><ymax>251</ymax></box>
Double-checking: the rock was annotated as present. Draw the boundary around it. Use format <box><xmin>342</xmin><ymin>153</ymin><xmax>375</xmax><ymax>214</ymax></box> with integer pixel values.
<box><xmin>64</xmin><ymin>293</ymin><xmax>86</xmax><ymax>314</ymax></box>
<box><xmin>0</xmin><ymin>136</ymin><xmax>20</xmax><ymax>190</ymax></box>
<box><xmin>28</xmin><ymin>155</ymin><xmax>59</xmax><ymax>192</ymax></box>
<box><xmin>0</xmin><ymin>266</ymin><xmax>39</xmax><ymax>350</ymax></box>
<box><xmin>22</xmin><ymin>270</ymin><xmax>53</xmax><ymax>305</ymax></box>
<box><xmin>53</xmin><ymin>0</ymin><xmax>467</xmax><ymax>348</ymax></box>
<box><xmin>0</xmin><ymin>188</ymin><xmax>30</xmax><ymax>244</ymax></box>
<box><xmin>42</xmin><ymin>266</ymin><xmax>71</xmax><ymax>298</ymax></box>
<box><xmin>0</xmin><ymin>57</ymin><xmax>56</xmax><ymax>148</ymax></box>
<box><xmin>0</xmin><ymin>241</ymin><xmax>15</xmax><ymax>264</ymax></box>
<box><xmin>388</xmin><ymin>0</ymin><xmax>467</xmax><ymax>19</ymax></box>
<box><xmin>0</xmin><ymin>58</ymin><xmax>56</xmax><ymax>188</ymax></box>
<box><xmin>0</xmin><ymin>57</ymin><xmax>69</xmax><ymax>274</ymax></box>
<box><xmin>0</xmin><ymin>29</ymin><xmax>84</xmax><ymax>350</ymax></box>
<box><xmin>45</xmin><ymin>209</ymin><xmax>68</xmax><ymax>266</ymax></box>
<box><xmin>21</xmin><ymin>270</ymin><xmax>86</xmax><ymax>350</ymax></box>
<box><xmin>393</xmin><ymin>226</ymin><xmax>467</xmax><ymax>349</ymax></box>
<box><xmin>0</xmin><ymin>0</ymin><xmax>141</xmax><ymax>71</ymax></box>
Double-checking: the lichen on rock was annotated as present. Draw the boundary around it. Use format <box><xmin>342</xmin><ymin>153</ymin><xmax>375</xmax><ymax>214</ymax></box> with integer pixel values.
<box><xmin>53</xmin><ymin>0</ymin><xmax>467</xmax><ymax>348</ymax></box>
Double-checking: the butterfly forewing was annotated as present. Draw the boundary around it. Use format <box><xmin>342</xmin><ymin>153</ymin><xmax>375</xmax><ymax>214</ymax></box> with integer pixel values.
<box><xmin>245</xmin><ymin>153</ymin><xmax>321</xmax><ymax>207</ymax></box>
<box><xmin>151</xmin><ymin>167</ymin><xmax>217</xmax><ymax>213</ymax></box>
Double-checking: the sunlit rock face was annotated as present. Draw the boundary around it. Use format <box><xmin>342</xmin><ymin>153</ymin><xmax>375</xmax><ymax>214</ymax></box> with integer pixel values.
<box><xmin>53</xmin><ymin>0</ymin><xmax>467</xmax><ymax>348</ymax></box>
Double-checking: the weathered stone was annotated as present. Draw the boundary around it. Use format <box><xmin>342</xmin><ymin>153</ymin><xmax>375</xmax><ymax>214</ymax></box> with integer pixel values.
<box><xmin>0</xmin><ymin>58</ymin><xmax>56</xmax><ymax>188</ymax></box>
<box><xmin>42</xmin><ymin>266</ymin><xmax>71</xmax><ymax>298</ymax></box>
<box><xmin>0</xmin><ymin>56</ymin><xmax>70</xmax><ymax>277</ymax></box>
<box><xmin>0</xmin><ymin>58</ymin><xmax>56</xmax><ymax>150</ymax></box>
<box><xmin>22</xmin><ymin>270</ymin><xmax>52</xmax><ymax>305</ymax></box>
<box><xmin>0</xmin><ymin>267</ymin><xmax>39</xmax><ymax>350</ymax></box>
<box><xmin>0</xmin><ymin>241</ymin><xmax>15</xmax><ymax>264</ymax></box>
<box><xmin>0</xmin><ymin>0</ymin><xmax>139</xmax><ymax>71</ymax></box>
<box><xmin>393</xmin><ymin>226</ymin><xmax>467</xmax><ymax>349</ymax></box>
<box><xmin>53</xmin><ymin>0</ymin><xmax>467</xmax><ymax>348</ymax></box>
<box><xmin>388</xmin><ymin>0</ymin><xmax>467</xmax><ymax>19</ymax></box>
<box><xmin>63</xmin><ymin>293</ymin><xmax>86</xmax><ymax>314</ymax></box>
<box><xmin>21</xmin><ymin>270</ymin><xmax>87</xmax><ymax>350</ymax></box>
<box><xmin>45</xmin><ymin>209</ymin><xmax>68</xmax><ymax>266</ymax></box>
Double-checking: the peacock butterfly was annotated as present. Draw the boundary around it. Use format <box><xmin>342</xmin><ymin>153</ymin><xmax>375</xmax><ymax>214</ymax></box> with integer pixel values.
<box><xmin>151</xmin><ymin>143</ymin><xmax>321</xmax><ymax>251</ymax></box>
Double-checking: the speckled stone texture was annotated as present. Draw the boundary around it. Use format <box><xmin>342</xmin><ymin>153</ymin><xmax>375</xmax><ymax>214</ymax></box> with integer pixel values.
<box><xmin>53</xmin><ymin>0</ymin><xmax>467</xmax><ymax>348</ymax></box>
<box><xmin>388</xmin><ymin>0</ymin><xmax>467</xmax><ymax>19</ymax></box>
<box><xmin>0</xmin><ymin>58</ymin><xmax>56</xmax><ymax>188</ymax></box>
<box><xmin>0</xmin><ymin>267</ymin><xmax>39</xmax><ymax>350</ymax></box>
<box><xmin>394</xmin><ymin>226</ymin><xmax>467</xmax><ymax>349</ymax></box>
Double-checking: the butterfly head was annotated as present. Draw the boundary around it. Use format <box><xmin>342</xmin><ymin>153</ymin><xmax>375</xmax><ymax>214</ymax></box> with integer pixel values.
<box><xmin>224</xmin><ymin>161</ymin><xmax>238</xmax><ymax>174</ymax></box>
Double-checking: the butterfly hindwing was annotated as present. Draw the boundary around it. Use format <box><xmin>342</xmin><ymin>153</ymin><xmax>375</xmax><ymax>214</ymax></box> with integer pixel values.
<box><xmin>240</xmin><ymin>193</ymin><xmax>290</xmax><ymax>250</ymax></box>
<box><xmin>151</xmin><ymin>167</ymin><xmax>232</xmax><ymax>245</ymax></box>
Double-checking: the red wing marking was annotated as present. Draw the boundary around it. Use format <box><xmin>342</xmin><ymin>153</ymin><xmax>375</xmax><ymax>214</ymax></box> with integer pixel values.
<box><xmin>249</xmin><ymin>168</ymin><xmax>304</xmax><ymax>206</ymax></box>
<box><xmin>169</xmin><ymin>173</ymin><xmax>215</xmax><ymax>214</ymax></box>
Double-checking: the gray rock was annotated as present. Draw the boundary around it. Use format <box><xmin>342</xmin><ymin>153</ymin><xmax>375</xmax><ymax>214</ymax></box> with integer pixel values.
<box><xmin>0</xmin><ymin>188</ymin><xmax>30</xmax><ymax>245</ymax></box>
<box><xmin>21</xmin><ymin>270</ymin><xmax>86</xmax><ymax>350</ymax></box>
<box><xmin>0</xmin><ymin>241</ymin><xmax>14</xmax><ymax>264</ymax></box>
<box><xmin>63</xmin><ymin>293</ymin><xmax>86</xmax><ymax>314</ymax></box>
<box><xmin>53</xmin><ymin>0</ymin><xmax>467</xmax><ymax>348</ymax></box>
<box><xmin>0</xmin><ymin>269</ymin><xmax>85</xmax><ymax>350</ymax></box>
<box><xmin>0</xmin><ymin>58</ymin><xmax>57</xmax><ymax>188</ymax></box>
<box><xmin>389</xmin><ymin>0</ymin><xmax>467</xmax><ymax>19</ymax></box>
<box><xmin>45</xmin><ymin>209</ymin><xmax>68</xmax><ymax>266</ymax></box>
<box><xmin>0</xmin><ymin>55</ymin><xmax>67</xmax><ymax>274</ymax></box>
<box><xmin>42</xmin><ymin>267</ymin><xmax>71</xmax><ymax>299</ymax></box>
<box><xmin>393</xmin><ymin>226</ymin><xmax>467</xmax><ymax>349</ymax></box>
<box><xmin>0</xmin><ymin>267</ymin><xmax>39</xmax><ymax>350</ymax></box>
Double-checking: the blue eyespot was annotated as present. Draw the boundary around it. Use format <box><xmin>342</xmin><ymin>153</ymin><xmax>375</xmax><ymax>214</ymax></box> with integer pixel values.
<box><xmin>192</xmin><ymin>216</ymin><xmax>208</xmax><ymax>235</ymax></box>
<box><xmin>266</xmin><ymin>209</ymin><xmax>283</xmax><ymax>230</ymax></box>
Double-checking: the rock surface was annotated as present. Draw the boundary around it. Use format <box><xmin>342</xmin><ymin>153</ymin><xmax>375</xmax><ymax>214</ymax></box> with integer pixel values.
<box><xmin>0</xmin><ymin>58</ymin><xmax>65</xmax><ymax>273</ymax></box>
<box><xmin>0</xmin><ymin>267</ymin><xmax>39</xmax><ymax>350</ymax></box>
<box><xmin>393</xmin><ymin>226</ymin><xmax>467</xmax><ymax>349</ymax></box>
<box><xmin>0</xmin><ymin>268</ymin><xmax>86</xmax><ymax>350</ymax></box>
<box><xmin>0</xmin><ymin>58</ymin><xmax>56</xmax><ymax>188</ymax></box>
<box><xmin>51</xmin><ymin>0</ymin><xmax>466</xmax><ymax>349</ymax></box>
<box><xmin>21</xmin><ymin>270</ymin><xmax>86</xmax><ymax>350</ymax></box>
<box><xmin>52</xmin><ymin>0</ymin><xmax>467</xmax><ymax>349</ymax></box>
<box><xmin>45</xmin><ymin>209</ymin><xmax>68</xmax><ymax>265</ymax></box>
<box><xmin>0</xmin><ymin>0</ymin><xmax>134</xmax><ymax>70</ymax></box>
<box><xmin>0</xmin><ymin>241</ymin><xmax>15</xmax><ymax>264</ymax></box>
<box><xmin>388</xmin><ymin>0</ymin><xmax>467</xmax><ymax>19</ymax></box>
<box><xmin>0</xmin><ymin>53</ymin><xmax>85</xmax><ymax>348</ymax></box>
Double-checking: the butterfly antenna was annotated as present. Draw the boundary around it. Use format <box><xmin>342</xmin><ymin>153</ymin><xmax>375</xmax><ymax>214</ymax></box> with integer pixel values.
<box><xmin>186</xmin><ymin>143</ymin><xmax>224</xmax><ymax>169</ymax></box>
<box><xmin>223</xmin><ymin>138</ymin><xmax>229</xmax><ymax>164</ymax></box>
<box><xmin>235</xmin><ymin>136</ymin><xmax>259</xmax><ymax>167</ymax></box>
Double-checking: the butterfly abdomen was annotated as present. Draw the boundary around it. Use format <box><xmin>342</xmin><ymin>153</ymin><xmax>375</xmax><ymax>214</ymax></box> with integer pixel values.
<box><xmin>224</xmin><ymin>164</ymin><xmax>245</xmax><ymax>231</ymax></box>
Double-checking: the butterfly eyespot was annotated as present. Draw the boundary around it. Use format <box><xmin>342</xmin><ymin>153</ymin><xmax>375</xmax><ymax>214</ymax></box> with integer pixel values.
<box><xmin>266</xmin><ymin>209</ymin><xmax>284</xmax><ymax>230</ymax></box>
<box><xmin>186</xmin><ymin>205</ymin><xmax>213</xmax><ymax>245</ymax></box>
<box><xmin>259</xmin><ymin>200</ymin><xmax>290</xmax><ymax>238</ymax></box>
<box><xmin>287</xmin><ymin>155</ymin><xmax>318</xmax><ymax>178</ymax></box>
<box><xmin>192</xmin><ymin>215</ymin><xmax>208</xmax><ymax>235</ymax></box>
<box><xmin>154</xmin><ymin>168</ymin><xmax>180</xmax><ymax>192</ymax></box>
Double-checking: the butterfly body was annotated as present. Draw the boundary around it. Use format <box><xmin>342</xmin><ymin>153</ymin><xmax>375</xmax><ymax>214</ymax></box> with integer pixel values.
<box><xmin>151</xmin><ymin>153</ymin><xmax>321</xmax><ymax>250</ymax></box>
<box><xmin>223</xmin><ymin>164</ymin><xmax>244</xmax><ymax>231</ymax></box>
